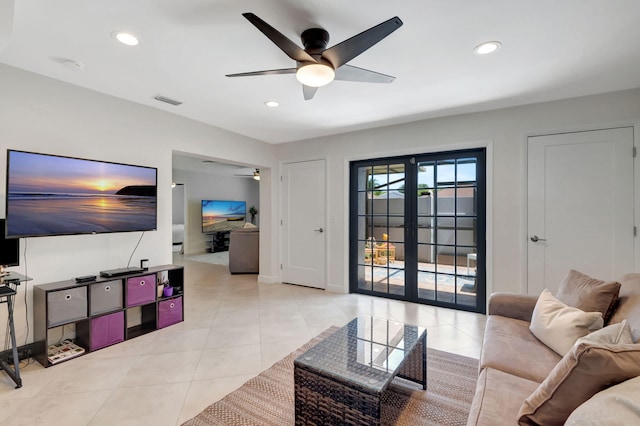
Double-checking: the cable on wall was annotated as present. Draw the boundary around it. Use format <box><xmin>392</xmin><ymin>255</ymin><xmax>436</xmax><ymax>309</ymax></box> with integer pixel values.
<box><xmin>127</xmin><ymin>231</ymin><xmax>145</xmax><ymax>268</ymax></box>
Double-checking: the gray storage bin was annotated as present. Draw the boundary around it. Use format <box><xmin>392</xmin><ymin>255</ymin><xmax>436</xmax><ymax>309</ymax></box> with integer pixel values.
<box><xmin>47</xmin><ymin>287</ymin><xmax>88</xmax><ymax>326</ymax></box>
<box><xmin>90</xmin><ymin>280</ymin><xmax>123</xmax><ymax>315</ymax></box>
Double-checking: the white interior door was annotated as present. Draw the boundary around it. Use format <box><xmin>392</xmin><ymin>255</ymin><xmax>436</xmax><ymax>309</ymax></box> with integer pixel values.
<box><xmin>527</xmin><ymin>127</ymin><xmax>634</xmax><ymax>295</ymax></box>
<box><xmin>281</xmin><ymin>160</ymin><xmax>326</xmax><ymax>288</ymax></box>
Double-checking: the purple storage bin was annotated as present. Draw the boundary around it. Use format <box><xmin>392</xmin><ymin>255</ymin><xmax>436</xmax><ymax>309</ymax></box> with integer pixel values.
<box><xmin>158</xmin><ymin>296</ymin><xmax>183</xmax><ymax>329</ymax></box>
<box><xmin>90</xmin><ymin>311</ymin><xmax>124</xmax><ymax>350</ymax></box>
<box><xmin>126</xmin><ymin>274</ymin><xmax>156</xmax><ymax>307</ymax></box>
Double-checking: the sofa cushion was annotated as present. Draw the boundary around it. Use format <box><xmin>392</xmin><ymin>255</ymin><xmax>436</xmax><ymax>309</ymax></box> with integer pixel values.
<box><xmin>609</xmin><ymin>273</ymin><xmax>640</xmax><ymax>342</ymax></box>
<box><xmin>517</xmin><ymin>342</ymin><xmax>640</xmax><ymax>426</ymax></box>
<box><xmin>565</xmin><ymin>375</ymin><xmax>640</xmax><ymax>426</ymax></box>
<box><xmin>556</xmin><ymin>269</ymin><xmax>620</xmax><ymax>323</ymax></box>
<box><xmin>529</xmin><ymin>289</ymin><xmax>603</xmax><ymax>356</ymax></box>
<box><xmin>481</xmin><ymin>315</ymin><xmax>561</xmax><ymax>383</ymax></box>
<box><xmin>467</xmin><ymin>368</ymin><xmax>539</xmax><ymax>426</ymax></box>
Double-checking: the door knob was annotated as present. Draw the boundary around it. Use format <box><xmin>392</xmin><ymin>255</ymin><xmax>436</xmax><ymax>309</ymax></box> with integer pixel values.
<box><xmin>314</xmin><ymin>227</ymin><xmax>324</xmax><ymax>233</ymax></box>
<box><xmin>530</xmin><ymin>235</ymin><xmax>547</xmax><ymax>242</ymax></box>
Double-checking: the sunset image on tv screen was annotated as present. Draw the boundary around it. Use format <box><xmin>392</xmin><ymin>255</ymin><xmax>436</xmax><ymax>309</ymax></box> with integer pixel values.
<box><xmin>6</xmin><ymin>150</ymin><xmax>157</xmax><ymax>237</ymax></box>
<box><xmin>201</xmin><ymin>200</ymin><xmax>246</xmax><ymax>233</ymax></box>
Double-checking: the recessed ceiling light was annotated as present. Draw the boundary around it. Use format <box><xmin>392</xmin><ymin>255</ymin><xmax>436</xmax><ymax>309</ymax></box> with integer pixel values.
<box><xmin>264</xmin><ymin>100</ymin><xmax>280</xmax><ymax>108</ymax></box>
<box><xmin>112</xmin><ymin>31</ymin><xmax>140</xmax><ymax>46</ymax></box>
<box><xmin>473</xmin><ymin>41</ymin><xmax>501</xmax><ymax>55</ymax></box>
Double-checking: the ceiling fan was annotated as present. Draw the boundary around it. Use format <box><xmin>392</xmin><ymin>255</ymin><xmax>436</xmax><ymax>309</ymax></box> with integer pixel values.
<box><xmin>234</xmin><ymin>168</ymin><xmax>260</xmax><ymax>180</ymax></box>
<box><xmin>226</xmin><ymin>13</ymin><xmax>403</xmax><ymax>100</ymax></box>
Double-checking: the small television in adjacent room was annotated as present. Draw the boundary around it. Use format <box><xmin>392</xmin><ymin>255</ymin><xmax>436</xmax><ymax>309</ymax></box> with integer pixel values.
<box><xmin>201</xmin><ymin>200</ymin><xmax>246</xmax><ymax>233</ymax></box>
<box><xmin>5</xmin><ymin>150</ymin><xmax>158</xmax><ymax>238</ymax></box>
<box><xmin>0</xmin><ymin>219</ymin><xmax>19</xmax><ymax>273</ymax></box>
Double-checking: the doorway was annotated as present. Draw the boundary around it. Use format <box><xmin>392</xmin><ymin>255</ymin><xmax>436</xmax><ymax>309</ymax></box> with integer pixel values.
<box><xmin>349</xmin><ymin>149</ymin><xmax>486</xmax><ymax>313</ymax></box>
<box><xmin>171</xmin><ymin>183</ymin><xmax>185</xmax><ymax>254</ymax></box>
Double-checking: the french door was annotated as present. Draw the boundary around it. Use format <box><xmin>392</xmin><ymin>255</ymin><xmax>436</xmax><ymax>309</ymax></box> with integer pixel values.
<box><xmin>349</xmin><ymin>149</ymin><xmax>486</xmax><ymax>313</ymax></box>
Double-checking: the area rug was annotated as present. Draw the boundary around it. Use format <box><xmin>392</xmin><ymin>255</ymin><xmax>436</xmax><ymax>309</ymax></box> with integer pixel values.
<box><xmin>182</xmin><ymin>326</ymin><xmax>479</xmax><ymax>426</ymax></box>
<box><xmin>184</xmin><ymin>251</ymin><xmax>229</xmax><ymax>265</ymax></box>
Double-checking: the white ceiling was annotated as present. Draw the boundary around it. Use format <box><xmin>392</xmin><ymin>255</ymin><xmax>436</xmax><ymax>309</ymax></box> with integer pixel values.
<box><xmin>2</xmin><ymin>0</ymin><xmax>640</xmax><ymax>144</ymax></box>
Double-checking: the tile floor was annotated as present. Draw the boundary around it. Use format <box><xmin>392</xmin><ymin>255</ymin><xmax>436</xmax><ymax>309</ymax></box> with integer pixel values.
<box><xmin>0</xmin><ymin>256</ymin><xmax>486</xmax><ymax>425</ymax></box>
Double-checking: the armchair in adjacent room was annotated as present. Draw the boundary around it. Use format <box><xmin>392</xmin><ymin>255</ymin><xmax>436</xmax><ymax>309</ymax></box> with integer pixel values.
<box><xmin>228</xmin><ymin>227</ymin><xmax>259</xmax><ymax>274</ymax></box>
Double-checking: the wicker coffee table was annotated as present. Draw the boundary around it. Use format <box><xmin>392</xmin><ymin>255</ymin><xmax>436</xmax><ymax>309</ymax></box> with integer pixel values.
<box><xmin>294</xmin><ymin>316</ymin><xmax>427</xmax><ymax>425</ymax></box>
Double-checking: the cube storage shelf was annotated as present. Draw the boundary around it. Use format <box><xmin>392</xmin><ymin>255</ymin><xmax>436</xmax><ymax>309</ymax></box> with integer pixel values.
<box><xmin>33</xmin><ymin>264</ymin><xmax>184</xmax><ymax>367</ymax></box>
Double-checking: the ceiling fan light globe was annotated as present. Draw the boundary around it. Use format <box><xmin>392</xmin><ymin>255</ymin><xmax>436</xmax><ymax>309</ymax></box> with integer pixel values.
<box><xmin>296</xmin><ymin>63</ymin><xmax>335</xmax><ymax>87</ymax></box>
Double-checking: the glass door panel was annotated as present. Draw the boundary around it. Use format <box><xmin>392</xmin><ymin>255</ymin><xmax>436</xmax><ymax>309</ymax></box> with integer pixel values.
<box><xmin>416</xmin><ymin>156</ymin><xmax>480</xmax><ymax>308</ymax></box>
<box><xmin>355</xmin><ymin>163</ymin><xmax>407</xmax><ymax>297</ymax></box>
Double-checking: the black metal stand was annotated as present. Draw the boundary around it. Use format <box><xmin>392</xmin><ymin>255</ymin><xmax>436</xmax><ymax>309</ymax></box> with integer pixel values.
<box><xmin>0</xmin><ymin>284</ymin><xmax>21</xmax><ymax>388</ymax></box>
<box><xmin>0</xmin><ymin>272</ymin><xmax>30</xmax><ymax>389</ymax></box>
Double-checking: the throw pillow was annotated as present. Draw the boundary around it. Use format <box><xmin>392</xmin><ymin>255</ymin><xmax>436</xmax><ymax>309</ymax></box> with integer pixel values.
<box><xmin>518</xmin><ymin>342</ymin><xmax>640</xmax><ymax>426</ymax></box>
<box><xmin>243</xmin><ymin>222</ymin><xmax>257</xmax><ymax>228</ymax></box>
<box><xmin>555</xmin><ymin>269</ymin><xmax>621</xmax><ymax>323</ymax></box>
<box><xmin>529</xmin><ymin>289</ymin><xmax>603</xmax><ymax>356</ymax></box>
<box><xmin>574</xmin><ymin>320</ymin><xmax>634</xmax><ymax>347</ymax></box>
<box><xmin>565</xmin><ymin>375</ymin><xmax>640</xmax><ymax>426</ymax></box>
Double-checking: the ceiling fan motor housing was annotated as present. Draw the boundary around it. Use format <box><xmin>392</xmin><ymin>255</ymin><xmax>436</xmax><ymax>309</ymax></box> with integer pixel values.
<box><xmin>301</xmin><ymin>28</ymin><xmax>330</xmax><ymax>53</ymax></box>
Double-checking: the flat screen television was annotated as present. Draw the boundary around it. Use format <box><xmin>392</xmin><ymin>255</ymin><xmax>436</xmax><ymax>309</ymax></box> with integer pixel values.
<box><xmin>0</xmin><ymin>219</ymin><xmax>19</xmax><ymax>271</ymax></box>
<box><xmin>201</xmin><ymin>200</ymin><xmax>246</xmax><ymax>233</ymax></box>
<box><xmin>5</xmin><ymin>150</ymin><xmax>157</xmax><ymax>238</ymax></box>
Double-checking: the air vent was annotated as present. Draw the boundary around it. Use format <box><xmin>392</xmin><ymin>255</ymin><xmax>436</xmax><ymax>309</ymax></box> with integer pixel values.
<box><xmin>153</xmin><ymin>95</ymin><xmax>182</xmax><ymax>106</ymax></box>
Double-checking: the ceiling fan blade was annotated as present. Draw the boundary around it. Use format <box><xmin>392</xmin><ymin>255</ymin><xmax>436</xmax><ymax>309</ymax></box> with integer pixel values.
<box><xmin>242</xmin><ymin>13</ymin><xmax>317</xmax><ymax>63</ymax></box>
<box><xmin>322</xmin><ymin>16</ymin><xmax>403</xmax><ymax>69</ymax></box>
<box><xmin>226</xmin><ymin>68</ymin><xmax>296</xmax><ymax>77</ymax></box>
<box><xmin>334</xmin><ymin>65</ymin><xmax>395</xmax><ymax>83</ymax></box>
<box><xmin>303</xmin><ymin>85</ymin><xmax>318</xmax><ymax>100</ymax></box>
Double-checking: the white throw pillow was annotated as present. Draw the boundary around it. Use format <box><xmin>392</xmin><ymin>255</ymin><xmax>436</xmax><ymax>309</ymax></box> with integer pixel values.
<box><xmin>574</xmin><ymin>319</ymin><xmax>634</xmax><ymax>347</ymax></box>
<box><xmin>529</xmin><ymin>289</ymin><xmax>603</xmax><ymax>356</ymax></box>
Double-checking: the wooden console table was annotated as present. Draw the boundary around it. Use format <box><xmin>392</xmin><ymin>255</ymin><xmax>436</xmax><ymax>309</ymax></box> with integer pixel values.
<box><xmin>364</xmin><ymin>244</ymin><xmax>396</xmax><ymax>265</ymax></box>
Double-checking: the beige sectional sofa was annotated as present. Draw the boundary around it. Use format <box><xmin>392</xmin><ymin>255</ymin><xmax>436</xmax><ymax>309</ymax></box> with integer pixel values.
<box><xmin>467</xmin><ymin>271</ymin><xmax>640</xmax><ymax>425</ymax></box>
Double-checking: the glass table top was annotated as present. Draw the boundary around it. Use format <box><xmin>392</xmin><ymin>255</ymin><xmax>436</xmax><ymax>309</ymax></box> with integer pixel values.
<box><xmin>295</xmin><ymin>316</ymin><xmax>426</xmax><ymax>393</ymax></box>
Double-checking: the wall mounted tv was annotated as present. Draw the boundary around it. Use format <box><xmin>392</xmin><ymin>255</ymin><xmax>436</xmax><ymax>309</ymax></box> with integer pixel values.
<box><xmin>201</xmin><ymin>200</ymin><xmax>246</xmax><ymax>233</ymax></box>
<box><xmin>5</xmin><ymin>150</ymin><xmax>157</xmax><ymax>238</ymax></box>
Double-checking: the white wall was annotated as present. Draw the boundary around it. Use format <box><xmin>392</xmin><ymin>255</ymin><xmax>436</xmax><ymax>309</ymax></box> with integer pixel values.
<box><xmin>274</xmin><ymin>88</ymin><xmax>640</xmax><ymax>295</ymax></box>
<box><xmin>0</xmin><ymin>64</ymin><xmax>277</xmax><ymax>346</ymax></box>
<box><xmin>172</xmin><ymin>168</ymin><xmax>259</xmax><ymax>254</ymax></box>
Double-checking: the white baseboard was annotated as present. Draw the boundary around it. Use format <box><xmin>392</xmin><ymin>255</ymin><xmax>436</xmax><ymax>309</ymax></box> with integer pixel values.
<box><xmin>327</xmin><ymin>282</ymin><xmax>348</xmax><ymax>293</ymax></box>
<box><xmin>258</xmin><ymin>274</ymin><xmax>280</xmax><ymax>284</ymax></box>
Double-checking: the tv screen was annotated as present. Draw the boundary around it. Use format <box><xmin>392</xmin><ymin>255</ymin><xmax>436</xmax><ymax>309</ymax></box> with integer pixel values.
<box><xmin>0</xmin><ymin>219</ymin><xmax>19</xmax><ymax>268</ymax></box>
<box><xmin>201</xmin><ymin>200</ymin><xmax>246</xmax><ymax>233</ymax></box>
<box><xmin>5</xmin><ymin>150</ymin><xmax>157</xmax><ymax>238</ymax></box>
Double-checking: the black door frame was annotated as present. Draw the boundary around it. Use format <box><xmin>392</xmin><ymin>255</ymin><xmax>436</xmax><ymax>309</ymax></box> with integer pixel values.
<box><xmin>349</xmin><ymin>148</ymin><xmax>486</xmax><ymax>313</ymax></box>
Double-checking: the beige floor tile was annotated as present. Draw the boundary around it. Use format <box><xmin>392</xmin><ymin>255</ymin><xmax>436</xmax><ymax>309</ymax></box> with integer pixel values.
<box><xmin>89</xmin><ymin>382</ymin><xmax>189</xmax><ymax>426</ymax></box>
<box><xmin>0</xmin><ymin>360</ymin><xmax>57</xmax><ymax>399</ymax></box>
<box><xmin>193</xmin><ymin>345</ymin><xmax>262</xmax><ymax>380</ymax></box>
<box><xmin>425</xmin><ymin>324</ymin><xmax>483</xmax><ymax>352</ymax></box>
<box><xmin>204</xmin><ymin>322</ymin><xmax>261</xmax><ymax>348</ymax></box>
<box><xmin>36</xmin><ymin>356</ymin><xmax>137</xmax><ymax>395</ymax></box>
<box><xmin>145</xmin><ymin>328</ymin><xmax>210</xmax><ymax>354</ymax></box>
<box><xmin>119</xmin><ymin>351</ymin><xmax>201</xmax><ymax>387</ymax></box>
<box><xmin>2</xmin><ymin>390</ymin><xmax>111</xmax><ymax>426</ymax></box>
